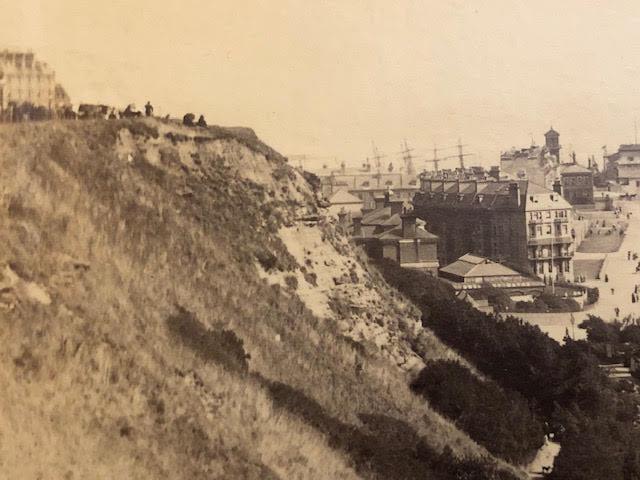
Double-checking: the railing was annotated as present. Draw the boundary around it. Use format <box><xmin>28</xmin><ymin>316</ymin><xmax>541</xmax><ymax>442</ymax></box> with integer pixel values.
<box><xmin>528</xmin><ymin>251</ymin><xmax>573</xmax><ymax>260</ymax></box>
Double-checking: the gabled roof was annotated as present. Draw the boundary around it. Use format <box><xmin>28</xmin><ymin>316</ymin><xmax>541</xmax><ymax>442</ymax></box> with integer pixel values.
<box><xmin>379</xmin><ymin>213</ymin><xmax>402</xmax><ymax>227</ymax></box>
<box><xmin>440</xmin><ymin>254</ymin><xmax>520</xmax><ymax>278</ymax></box>
<box><xmin>329</xmin><ymin>189</ymin><xmax>363</xmax><ymax>205</ymax></box>
<box><xmin>525</xmin><ymin>182</ymin><xmax>549</xmax><ymax>194</ymax></box>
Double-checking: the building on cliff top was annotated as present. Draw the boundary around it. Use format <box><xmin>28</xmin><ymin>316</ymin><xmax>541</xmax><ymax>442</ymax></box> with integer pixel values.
<box><xmin>0</xmin><ymin>49</ymin><xmax>70</xmax><ymax>114</ymax></box>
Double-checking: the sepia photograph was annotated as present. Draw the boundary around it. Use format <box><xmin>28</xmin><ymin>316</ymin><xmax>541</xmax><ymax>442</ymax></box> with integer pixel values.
<box><xmin>2</xmin><ymin>1</ymin><xmax>640</xmax><ymax>479</ymax></box>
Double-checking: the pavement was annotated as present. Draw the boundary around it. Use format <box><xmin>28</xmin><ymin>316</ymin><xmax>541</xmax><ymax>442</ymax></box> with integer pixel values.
<box><xmin>517</xmin><ymin>201</ymin><xmax>640</xmax><ymax>343</ymax></box>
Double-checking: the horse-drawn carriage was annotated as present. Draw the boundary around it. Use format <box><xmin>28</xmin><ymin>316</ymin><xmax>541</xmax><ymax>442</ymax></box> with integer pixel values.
<box><xmin>120</xmin><ymin>104</ymin><xmax>143</xmax><ymax>118</ymax></box>
<box><xmin>77</xmin><ymin>104</ymin><xmax>110</xmax><ymax>120</ymax></box>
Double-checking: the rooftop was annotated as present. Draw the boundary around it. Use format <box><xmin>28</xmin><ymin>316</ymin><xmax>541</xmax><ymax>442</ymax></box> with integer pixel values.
<box><xmin>328</xmin><ymin>189</ymin><xmax>363</xmax><ymax>205</ymax></box>
<box><xmin>377</xmin><ymin>225</ymin><xmax>438</xmax><ymax>241</ymax></box>
<box><xmin>560</xmin><ymin>163</ymin><xmax>592</xmax><ymax>174</ymax></box>
<box><xmin>440</xmin><ymin>254</ymin><xmax>523</xmax><ymax>279</ymax></box>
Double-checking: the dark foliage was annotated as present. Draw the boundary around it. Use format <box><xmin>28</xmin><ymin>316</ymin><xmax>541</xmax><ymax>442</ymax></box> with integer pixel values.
<box><xmin>586</xmin><ymin>287</ymin><xmax>600</xmax><ymax>305</ymax></box>
<box><xmin>166</xmin><ymin>306</ymin><xmax>249</xmax><ymax>373</ymax></box>
<box><xmin>374</xmin><ymin>258</ymin><xmax>560</xmax><ymax>414</ymax></box>
<box><xmin>479</xmin><ymin>285</ymin><xmax>514</xmax><ymax>312</ymax></box>
<box><xmin>301</xmin><ymin>170</ymin><xmax>321</xmax><ymax>193</ymax></box>
<box><xmin>261</xmin><ymin>378</ymin><xmax>519</xmax><ymax>480</ymax></box>
<box><xmin>514</xmin><ymin>292</ymin><xmax>581</xmax><ymax>313</ymax></box>
<box><xmin>412</xmin><ymin>360</ymin><xmax>544</xmax><ymax>463</ymax></box>
<box><xmin>373</xmin><ymin>259</ymin><xmax>640</xmax><ymax>479</ymax></box>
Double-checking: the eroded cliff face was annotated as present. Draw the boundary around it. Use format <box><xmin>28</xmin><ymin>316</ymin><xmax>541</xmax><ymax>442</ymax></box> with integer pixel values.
<box><xmin>0</xmin><ymin>118</ymin><xmax>523</xmax><ymax>479</ymax></box>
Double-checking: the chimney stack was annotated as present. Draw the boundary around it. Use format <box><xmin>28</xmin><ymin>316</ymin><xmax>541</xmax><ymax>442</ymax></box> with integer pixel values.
<box><xmin>553</xmin><ymin>179</ymin><xmax>562</xmax><ymax>196</ymax></box>
<box><xmin>373</xmin><ymin>195</ymin><xmax>385</xmax><ymax>211</ymax></box>
<box><xmin>509</xmin><ymin>182</ymin><xmax>521</xmax><ymax>207</ymax></box>
<box><xmin>353</xmin><ymin>215</ymin><xmax>362</xmax><ymax>236</ymax></box>
<box><xmin>489</xmin><ymin>165</ymin><xmax>500</xmax><ymax>181</ymax></box>
<box><xmin>401</xmin><ymin>213</ymin><xmax>417</xmax><ymax>238</ymax></box>
<box><xmin>390</xmin><ymin>199</ymin><xmax>404</xmax><ymax>216</ymax></box>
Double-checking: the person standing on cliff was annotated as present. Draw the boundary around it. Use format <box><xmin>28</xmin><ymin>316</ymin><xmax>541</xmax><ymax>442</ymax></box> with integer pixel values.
<box><xmin>145</xmin><ymin>101</ymin><xmax>154</xmax><ymax>117</ymax></box>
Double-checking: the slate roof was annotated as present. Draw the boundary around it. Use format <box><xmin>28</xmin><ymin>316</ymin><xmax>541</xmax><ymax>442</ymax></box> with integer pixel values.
<box><xmin>440</xmin><ymin>254</ymin><xmax>521</xmax><ymax>278</ymax></box>
<box><xmin>361</xmin><ymin>206</ymin><xmax>392</xmax><ymax>225</ymax></box>
<box><xmin>329</xmin><ymin>189</ymin><xmax>363</xmax><ymax>205</ymax></box>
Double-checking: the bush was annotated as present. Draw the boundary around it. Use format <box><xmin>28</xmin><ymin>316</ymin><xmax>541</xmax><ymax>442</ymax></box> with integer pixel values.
<box><xmin>302</xmin><ymin>170</ymin><xmax>321</xmax><ymax>193</ymax></box>
<box><xmin>480</xmin><ymin>285</ymin><xmax>514</xmax><ymax>312</ymax></box>
<box><xmin>579</xmin><ymin>316</ymin><xmax>621</xmax><ymax>344</ymax></box>
<box><xmin>412</xmin><ymin>360</ymin><xmax>544</xmax><ymax>464</ymax></box>
<box><xmin>514</xmin><ymin>292</ymin><xmax>580</xmax><ymax>313</ymax></box>
<box><xmin>586</xmin><ymin>287</ymin><xmax>599</xmax><ymax>305</ymax></box>
<box><xmin>166</xmin><ymin>306</ymin><xmax>249</xmax><ymax>373</ymax></box>
<box><xmin>255</xmin><ymin>249</ymin><xmax>277</xmax><ymax>271</ymax></box>
<box><xmin>284</xmin><ymin>274</ymin><xmax>298</xmax><ymax>290</ymax></box>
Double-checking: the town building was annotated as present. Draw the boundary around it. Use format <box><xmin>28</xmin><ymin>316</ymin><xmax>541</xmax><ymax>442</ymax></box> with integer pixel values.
<box><xmin>500</xmin><ymin>128</ymin><xmax>562</xmax><ymax>190</ymax></box>
<box><xmin>420</xmin><ymin>165</ymin><xmax>501</xmax><ymax>182</ymax></box>
<box><xmin>0</xmin><ymin>49</ymin><xmax>69</xmax><ymax>115</ymax></box>
<box><xmin>558</xmin><ymin>162</ymin><xmax>595</xmax><ymax>208</ymax></box>
<box><xmin>605</xmin><ymin>145</ymin><xmax>640</xmax><ymax>194</ymax></box>
<box><xmin>317</xmin><ymin>164</ymin><xmax>419</xmax><ymax>210</ymax></box>
<box><xmin>353</xmin><ymin>193</ymin><xmax>439</xmax><ymax>275</ymax></box>
<box><xmin>439</xmin><ymin>253</ymin><xmax>545</xmax><ymax>296</ymax></box>
<box><xmin>327</xmin><ymin>189</ymin><xmax>363</xmax><ymax>216</ymax></box>
<box><xmin>413</xmin><ymin>178</ymin><xmax>575</xmax><ymax>282</ymax></box>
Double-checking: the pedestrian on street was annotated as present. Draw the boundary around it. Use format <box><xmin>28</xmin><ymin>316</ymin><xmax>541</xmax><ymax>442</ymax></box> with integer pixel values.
<box><xmin>605</xmin><ymin>274</ymin><xmax>609</xmax><ymax>283</ymax></box>
<box><xmin>615</xmin><ymin>307</ymin><xmax>621</xmax><ymax>317</ymax></box>
<box><xmin>629</xmin><ymin>251</ymin><xmax>632</xmax><ymax>260</ymax></box>
<box><xmin>611</xmin><ymin>288</ymin><xmax>615</xmax><ymax>295</ymax></box>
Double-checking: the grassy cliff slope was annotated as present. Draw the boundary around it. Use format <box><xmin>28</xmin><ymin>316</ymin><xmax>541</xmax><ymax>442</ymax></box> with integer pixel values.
<box><xmin>0</xmin><ymin>118</ymin><xmax>523</xmax><ymax>479</ymax></box>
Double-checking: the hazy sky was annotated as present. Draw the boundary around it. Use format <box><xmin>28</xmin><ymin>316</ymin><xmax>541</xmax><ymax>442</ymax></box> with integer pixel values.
<box><xmin>4</xmin><ymin>0</ymin><xmax>640</xmax><ymax>170</ymax></box>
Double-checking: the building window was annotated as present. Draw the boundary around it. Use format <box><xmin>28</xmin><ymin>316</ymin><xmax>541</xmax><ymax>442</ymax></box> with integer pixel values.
<box><xmin>546</xmin><ymin>225</ymin><xmax>552</xmax><ymax>235</ymax></box>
